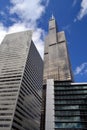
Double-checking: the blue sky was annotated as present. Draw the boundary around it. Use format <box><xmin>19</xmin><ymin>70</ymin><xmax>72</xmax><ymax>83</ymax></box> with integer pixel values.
<box><xmin>0</xmin><ymin>0</ymin><xmax>87</xmax><ymax>82</ymax></box>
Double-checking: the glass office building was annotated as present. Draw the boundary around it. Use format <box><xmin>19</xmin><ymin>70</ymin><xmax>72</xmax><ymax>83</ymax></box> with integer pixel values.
<box><xmin>0</xmin><ymin>31</ymin><xmax>43</xmax><ymax>130</ymax></box>
<box><xmin>54</xmin><ymin>82</ymin><xmax>87</xmax><ymax>129</ymax></box>
<box><xmin>41</xmin><ymin>16</ymin><xmax>87</xmax><ymax>130</ymax></box>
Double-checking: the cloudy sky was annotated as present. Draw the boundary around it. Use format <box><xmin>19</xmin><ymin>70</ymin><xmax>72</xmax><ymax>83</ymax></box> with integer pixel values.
<box><xmin>0</xmin><ymin>0</ymin><xmax>87</xmax><ymax>82</ymax></box>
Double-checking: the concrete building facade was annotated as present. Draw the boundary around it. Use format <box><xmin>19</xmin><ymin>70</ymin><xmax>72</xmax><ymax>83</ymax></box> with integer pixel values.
<box><xmin>0</xmin><ymin>31</ymin><xmax>43</xmax><ymax>130</ymax></box>
<box><xmin>43</xmin><ymin>16</ymin><xmax>73</xmax><ymax>84</ymax></box>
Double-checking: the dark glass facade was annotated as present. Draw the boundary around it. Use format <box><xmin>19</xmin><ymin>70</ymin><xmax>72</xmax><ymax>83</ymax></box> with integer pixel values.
<box><xmin>54</xmin><ymin>82</ymin><xmax>87</xmax><ymax>130</ymax></box>
<box><xmin>12</xmin><ymin>41</ymin><xmax>43</xmax><ymax>130</ymax></box>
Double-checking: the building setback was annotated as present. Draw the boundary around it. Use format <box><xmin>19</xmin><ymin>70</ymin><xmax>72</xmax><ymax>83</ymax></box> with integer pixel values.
<box><xmin>0</xmin><ymin>31</ymin><xmax>43</xmax><ymax>130</ymax></box>
<box><xmin>43</xmin><ymin>16</ymin><xmax>73</xmax><ymax>84</ymax></box>
<box><xmin>40</xmin><ymin>16</ymin><xmax>87</xmax><ymax>130</ymax></box>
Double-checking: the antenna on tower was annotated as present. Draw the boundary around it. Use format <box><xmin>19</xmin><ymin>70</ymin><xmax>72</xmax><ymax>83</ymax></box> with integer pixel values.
<box><xmin>51</xmin><ymin>13</ymin><xmax>55</xmax><ymax>19</ymax></box>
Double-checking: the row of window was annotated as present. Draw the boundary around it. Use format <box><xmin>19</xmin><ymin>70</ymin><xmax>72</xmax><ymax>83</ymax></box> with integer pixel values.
<box><xmin>55</xmin><ymin>122</ymin><xmax>83</xmax><ymax>128</ymax></box>
<box><xmin>55</xmin><ymin>91</ymin><xmax>87</xmax><ymax>95</ymax></box>
<box><xmin>0</xmin><ymin>93</ymin><xmax>17</xmax><ymax>97</ymax></box>
<box><xmin>0</xmin><ymin>108</ymin><xmax>13</xmax><ymax>110</ymax></box>
<box><xmin>0</xmin><ymin>89</ymin><xmax>18</xmax><ymax>93</ymax></box>
<box><xmin>0</xmin><ymin>113</ymin><xmax>12</xmax><ymax>116</ymax></box>
<box><xmin>55</xmin><ymin>100</ymin><xmax>87</xmax><ymax>105</ymax></box>
<box><xmin>0</xmin><ymin>81</ymin><xmax>20</xmax><ymax>85</ymax></box>
<box><xmin>0</xmin><ymin>75</ymin><xmax>21</xmax><ymax>79</ymax></box>
<box><xmin>0</xmin><ymin>124</ymin><xmax>10</xmax><ymax>127</ymax></box>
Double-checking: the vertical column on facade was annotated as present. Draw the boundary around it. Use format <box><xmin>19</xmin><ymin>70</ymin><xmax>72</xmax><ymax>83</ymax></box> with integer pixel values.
<box><xmin>45</xmin><ymin>79</ymin><xmax>55</xmax><ymax>130</ymax></box>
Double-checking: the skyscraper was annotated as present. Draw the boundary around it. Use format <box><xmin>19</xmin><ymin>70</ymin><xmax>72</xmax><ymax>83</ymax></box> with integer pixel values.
<box><xmin>0</xmin><ymin>31</ymin><xmax>43</xmax><ymax>130</ymax></box>
<box><xmin>43</xmin><ymin>15</ymin><xmax>73</xmax><ymax>84</ymax></box>
<box><xmin>41</xmin><ymin>16</ymin><xmax>87</xmax><ymax>130</ymax></box>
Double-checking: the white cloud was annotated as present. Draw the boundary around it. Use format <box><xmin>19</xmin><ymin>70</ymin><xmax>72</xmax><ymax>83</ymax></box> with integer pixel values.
<box><xmin>84</xmin><ymin>69</ymin><xmax>87</xmax><ymax>74</ymax></box>
<box><xmin>0</xmin><ymin>0</ymin><xmax>49</xmax><ymax>58</ymax></box>
<box><xmin>72</xmin><ymin>0</ymin><xmax>77</xmax><ymax>7</ymax></box>
<box><xmin>74</xmin><ymin>62</ymin><xmax>87</xmax><ymax>75</ymax></box>
<box><xmin>62</xmin><ymin>24</ymin><xmax>71</xmax><ymax>34</ymax></box>
<box><xmin>0</xmin><ymin>22</ymin><xmax>27</xmax><ymax>43</ymax></box>
<box><xmin>0</xmin><ymin>23</ymin><xmax>7</xmax><ymax>43</ymax></box>
<box><xmin>77</xmin><ymin>0</ymin><xmax>87</xmax><ymax>20</ymax></box>
<box><xmin>10</xmin><ymin>0</ymin><xmax>46</xmax><ymax>26</ymax></box>
<box><xmin>32</xmin><ymin>28</ymin><xmax>45</xmax><ymax>58</ymax></box>
<box><xmin>0</xmin><ymin>11</ymin><xmax>6</xmax><ymax>16</ymax></box>
<box><xmin>74</xmin><ymin>18</ymin><xmax>77</xmax><ymax>23</ymax></box>
<box><xmin>45</xmin><ymin>0</ymin><xmax>50</xmax><ymax>7</ymax></box>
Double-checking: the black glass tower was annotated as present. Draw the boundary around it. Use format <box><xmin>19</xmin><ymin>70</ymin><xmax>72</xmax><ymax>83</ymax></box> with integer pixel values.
<box><xmin>41</xmin><ymin>16</ymin><xmax>87</xmax><ymax>130</ymax></box>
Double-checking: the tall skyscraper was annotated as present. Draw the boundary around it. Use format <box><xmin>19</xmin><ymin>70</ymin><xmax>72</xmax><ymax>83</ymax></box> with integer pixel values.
<box><xmin>0</xmin><ymin>31</ymin><xmax>43</xmax><ymax>130</ymax></box>
<box><xmin>41</xmin><ymin>16</ymin><xmax>87</xmax><ymax>130</ymax></box>
<box><xmin>43</xmin><ymin>15</ymin><xmax>73</xmax><ymax>84</ymax></box>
